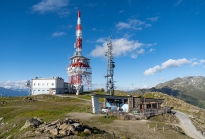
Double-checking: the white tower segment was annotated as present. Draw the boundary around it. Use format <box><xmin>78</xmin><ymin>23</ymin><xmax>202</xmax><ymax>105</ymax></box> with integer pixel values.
<box><xmin>67</xmin><ymin>11</ymin><xmax>92</xmax><ymax>95</ymax></box>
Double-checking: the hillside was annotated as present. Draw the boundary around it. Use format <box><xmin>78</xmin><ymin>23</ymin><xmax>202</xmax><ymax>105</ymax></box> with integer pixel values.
<box><xmin>134</xmin><ymin>76</ymin><xmax>205</xmax><ymax>108</ymax></box>
<box><xmin>0</xmin><ymin>94</ymin><xmax>193</xmax><ymax>139</ymax></box>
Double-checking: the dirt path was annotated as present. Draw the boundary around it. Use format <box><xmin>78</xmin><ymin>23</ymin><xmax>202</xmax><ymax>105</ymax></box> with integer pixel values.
<box><xmin>174</xmin><ymin>110</ymin><xmax>205</xmax><ymax>139</ymax></box>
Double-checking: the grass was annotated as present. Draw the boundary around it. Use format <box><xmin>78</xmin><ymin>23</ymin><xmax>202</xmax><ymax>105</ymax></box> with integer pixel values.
<box><xmin>0</xmin><ymin>95</ymin><xmax>90</xmax><ymax>138</ymax></box>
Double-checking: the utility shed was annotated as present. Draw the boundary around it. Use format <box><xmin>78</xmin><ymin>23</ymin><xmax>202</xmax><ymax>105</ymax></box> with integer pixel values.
<box><xmin>31</xmin><ymin>77</ymin><xmax>65</xmax><ymax>95</ymax></box>
<box><xmin>91</xmin><ymin>94</ymin><xmax>169</xmax><ymax>118</ymax></box>
<box><xmin>91</xmin><ymin>94</ymin><xmax>130</xmax><ymax>114</ymax></box>
<box><xmin>128</xmin><ymin>96</ymin><xmax>164</xmax><ymax>113</ymax></box>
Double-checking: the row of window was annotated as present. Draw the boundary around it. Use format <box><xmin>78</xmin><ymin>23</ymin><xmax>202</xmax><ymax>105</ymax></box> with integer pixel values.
<box><xmin>33</xmin><ymin>83</ymin><xmax>54</xmax><ymax>86</ymax></box>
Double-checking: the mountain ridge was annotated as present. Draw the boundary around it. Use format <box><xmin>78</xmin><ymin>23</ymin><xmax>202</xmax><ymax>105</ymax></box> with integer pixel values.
<box><xmin>135</xmin><ymin>76</ymin><xmax>205</xmax><ymax>108</ymax></box>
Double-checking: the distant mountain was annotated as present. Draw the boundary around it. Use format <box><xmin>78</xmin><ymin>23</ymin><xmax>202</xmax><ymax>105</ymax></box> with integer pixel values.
<box><xmin>0</xmin><ymin>87</ymin><xmax>29</xmax><ymax>97</ymax></box>
<box><xmin>134</xmin><ymin>76</ymin><xmax>205</xmax><ymax>108</ymax></box>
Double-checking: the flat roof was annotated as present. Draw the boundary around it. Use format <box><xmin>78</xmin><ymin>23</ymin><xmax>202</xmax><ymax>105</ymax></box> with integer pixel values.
<box><xmin>32</xmin><ymin>77</ymin><xmax>64</xmax><ymax>80</ymax></box>
<box><xmin>91</xmin><ymin>94</ymin><xmax>131</xmax><ymax>99</ymax></box>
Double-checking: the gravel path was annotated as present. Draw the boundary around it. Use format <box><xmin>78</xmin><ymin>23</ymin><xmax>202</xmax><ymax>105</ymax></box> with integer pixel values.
<box><xmin>174</xmin><ymin>110</ymin><xmax>205</xmax><ymax>139</ymax></box>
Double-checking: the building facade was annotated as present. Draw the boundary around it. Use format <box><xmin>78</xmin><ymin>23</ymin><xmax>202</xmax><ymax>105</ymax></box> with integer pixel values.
<box><xmin>31</xmin><ymin>77</ymin><xmax>65</xmax><ymax>95</ymax></box>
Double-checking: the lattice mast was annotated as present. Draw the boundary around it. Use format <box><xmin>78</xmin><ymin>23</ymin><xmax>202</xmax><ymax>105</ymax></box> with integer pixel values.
<box><xmin>105</xmin><ymin>36</ymin><xmax>115</xmax><ymax>95</ymax></box>
<box><xmin>67</xmin><ymin>11</ymin><xmax>92</xmax><ymax>95</ymax></box>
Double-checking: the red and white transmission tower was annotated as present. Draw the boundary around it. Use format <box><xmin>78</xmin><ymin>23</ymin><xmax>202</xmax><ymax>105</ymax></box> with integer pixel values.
<box><xmin>67</xmin><ymin>11</ymin><xmax>92</xmax><ymax>95</ymax></box>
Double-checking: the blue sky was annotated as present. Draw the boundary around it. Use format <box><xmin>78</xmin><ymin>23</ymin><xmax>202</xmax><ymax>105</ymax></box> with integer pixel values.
<box><xmin>0</xmin><ymin>0</ymin><xmax>205</xmax><ymax>90</ymax></box>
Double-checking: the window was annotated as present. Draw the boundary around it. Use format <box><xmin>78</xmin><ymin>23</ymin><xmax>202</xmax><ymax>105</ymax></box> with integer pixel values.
<box><xmin>34</xmin><ymin>83</ymin><xmax>36</xmax><ymax>86</ymax></box>
<box><xmin>42</xmin><ymin>83</ymin><xmax>44</xmax><ymax>86</ymax></box>
<box><xmin>47</xmin><ymin>83</ymin><xmax>49</xmax><ymax>86</ymax></box>
<box><xmin>38</xmin><ymin>83</ymin><xmax>40</xmax><ymax>86</ymax></box>
<box><xmin>52</xmin><ymin>83</ymin><xmax>54</xmax><ymax>86</ymax></box>
<box><xmin>38</xmin><ymin>90</ymin><xmax>40</xmax><ymax>91</ymax></box>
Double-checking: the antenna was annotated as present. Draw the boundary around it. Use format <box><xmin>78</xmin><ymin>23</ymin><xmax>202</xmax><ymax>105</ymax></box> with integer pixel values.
<box><xmin>105</xmin><ymin>36</ymin><xmax>115</xmax><ymax>96</ymax></box>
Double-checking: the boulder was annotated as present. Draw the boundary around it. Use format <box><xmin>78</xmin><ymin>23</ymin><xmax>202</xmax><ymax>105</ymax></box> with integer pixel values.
<box><xmin>51</xmin><ymin>119</ymin><xmax>60</xmax><ymax>125</ymax></box>
<box><xmin>20</xmin><ymin>118</ymin><xmax>43</xmax><ymax>131</ymax></box>
<box><xmin>44</xmin><ymin>125</ymin><xmax>57</xmax><ymax>132</ymax></box>
<box><xmin>84</xmin><ymin>129</ymin><xmax>91</xmax><ymax>135</ymax></box>
<box><xmin>49</xmin><ymin>128</ymin><xmax>58</xmax><ymax>135</ymax></box>
<box><xmin>59</xmin><ymin>123</ymin><xmax>71</xmax><ymax>130</ymax></box>
<box><xmin>59</xmin><ymin>129</ymin><xmax>67</xmax><ymax>135</ymax></box>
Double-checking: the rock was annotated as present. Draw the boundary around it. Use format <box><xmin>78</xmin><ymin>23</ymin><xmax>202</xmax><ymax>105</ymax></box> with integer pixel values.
<box><xmin>51</xmin><ymin>119</ymin><xmax>60</xmax><ymax>125</ymax></box>
<box><xmin>84</xmin><ymin>129</ymin><xmax>91</xmax><ymax>135</ymax></box>
<box><xmin>49</xmin><ymin>128</ymin><xmax>58</xmax><ymax>135</ymax></box>
<box><xmin>44</xmin><ymin>125</ymin><xmax>57</xmax><ymax>132</ymax></box>
<box><xmin>72</xmin><ymin>130</ymin><xmax>78</xmax><ymax>135</ymax></box>
<box><xmin>20</xmin><ymin>118</ymin><xmax>43</xmax><ymax>131</ymax></box>
<box><xmin>59</xmin><ymin>129</ymin><xmax>67</xmax><ymax>135</ymax></box>
<box><xmin>59</xmin><ymin>123</ymin><xmax>71</xmax><ymax>130</ymax></box>
<box><xmin>70</xmin><ymin>125</ymin><xmax>76</xmax><ymax>132</ymax></box>
<box><xmin>0</xmin><ymin>117</ymin><xmax>4</xmax><ymax>121</ymax></box>
<box><xmin>72</xmin><ymin>123</ymin><xmax>83</xmax><ymax>131</ymax></box>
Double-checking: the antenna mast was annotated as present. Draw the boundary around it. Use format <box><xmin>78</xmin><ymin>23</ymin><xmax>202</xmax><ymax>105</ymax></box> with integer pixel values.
<box><xmin>105</xmin><ymin>36</ymin><xmax>115</xmax><ymax>95</ymax></box>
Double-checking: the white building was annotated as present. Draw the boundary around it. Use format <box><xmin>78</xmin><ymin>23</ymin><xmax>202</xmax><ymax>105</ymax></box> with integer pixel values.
<box><xmin>31</xmin><ymin>77</ymin><xmax>65</xmax><ymax>95</ymax></box>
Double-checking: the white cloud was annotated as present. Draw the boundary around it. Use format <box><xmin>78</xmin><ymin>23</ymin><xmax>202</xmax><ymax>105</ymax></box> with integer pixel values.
<box><xmin>148</xmin><ymin>48</ymin><xmax>155</xmax><ymax>53</ymax></box>
<box><xmin>116</xmin><ymin>19</ymin><xmax>145</xmax><ymax>30</ymax></box>
<box><xmin>86</xmin><ymin>3</ymin><xmax>97</xmax><ymax>7</ymax></box>
<box><xmin>32</xmin><ymin>0</ymin><xmax>69</xmax><ymax>14</ymax></box>
<box><xmin>147</xmin><ymin>16</ymin><xmax>159</xmax><ymax>22</ymax></box>
<box><xmin>116</xmin><ymin>22</ymin><xmax>130</xmax><ymax>30</ymax></box>
<box><xmin>144</xmin><ymin>58</ymin><xmax>191</xmax><ymax>75</ymax></box>
<box><xmin>145</xmin><ymin>24</ymin><xmax>152</xmax><ymax>28</ymax></box>
<box><xmin>192</xmin><ymin>62</ymin><xmax>199</xmax><ymax>66</ymax></box>
<box><xmin>96</xmin><ymin>38</ymin><xmax>106</xmax><ymax>43</ymax></box>
<box><xmin>131</xmin><ymin>49</ymin><xmax>145</xmax><ymax>58</ymax></box>
<box><xmin>119</xmin><ymin>10</ymin><xmax>124</xmax><ymax>14</ymax></box>
<box><xmin>175</xmin><ymin>0</ymin><xmax>182</xmax><ymax>6</ymax></box>
<box><xmin>92</xmin><ymin>28</ymin><xmax>96</xmax><ymax>31</ymax></box>
<box><xmin>200</xmin><ymin>59</ymin><xmax>205</xmax><ymax>63</ymax></box>
<box><xmin>52</xmin><ymin>31</ymin><xmax>66</xmax><ymax>37</ymax></box>
<box><xmin>0</xmin><ymin>80</ymin><xmax>27</xmax><ymax>90</ymax></box>
<box><xmin>90</xmin><ymin>38</ymin><xmax>144</xmax><ymax>58</ymax></box>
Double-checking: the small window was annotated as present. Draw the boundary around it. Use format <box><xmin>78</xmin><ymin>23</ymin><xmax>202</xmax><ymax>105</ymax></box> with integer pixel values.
<box><xmin>52</xmin><ymin>83</ymin><xmax>54</xmax><ymax>86</ymax></box>
<box><xmin>42</xmin><ymin>90</ymin><xmax>44</xmax><ymax>91</ymax></box>
<box><xmin>47</xmin><ymin>90</ymin><xmax>49</xmax><ymax>91</ymax></box>
<box><xmin>38</xmin><ymin>83</ymin><xmax>40</xmax><ymax>86</ymax></box>
<box><xmin>42</xmin><ymin>83</ymin><xmax>44</xmax><ymax>86</ymax></box>
<box><xmin>34</xmin><ymin>90</ymin><xmax>36</xmax><ymax>91</ymax></box>
<box><xmin>38</xmin><ymin>90</ymin><xmax>40</xmax><ymax>91</ymax></box>
<box><xmin>34</xmin><ymin>83</ymin><xmax>36</xmax><ymax>86</ymax></box>
<box><xmin>47</xmin><ymin>83</ymin><xmax>49</xmax><ymax>86</ymax></box>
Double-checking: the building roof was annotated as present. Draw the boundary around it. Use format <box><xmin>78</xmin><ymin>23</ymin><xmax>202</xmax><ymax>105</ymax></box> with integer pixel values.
<box><xmin>91</xmin><ymin>94</ymin><xmax>131</xmax><ymax>99</ymax></box>
<box><xmin>32</xmin><ymin>77</ymin><xmax>64</xmax><ymax>80</ymax></box>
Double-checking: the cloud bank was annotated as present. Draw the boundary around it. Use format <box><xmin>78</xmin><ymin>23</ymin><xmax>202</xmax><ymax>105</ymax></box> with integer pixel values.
<box><xmin>144</xmin><ymin>58</ymin><xmax>191</xmax><ymax>75</ymax></box>
<box><xmin>0</xmin><ymin>80</ymin><xmax>27</xmax><ymax>90</ymax></box>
